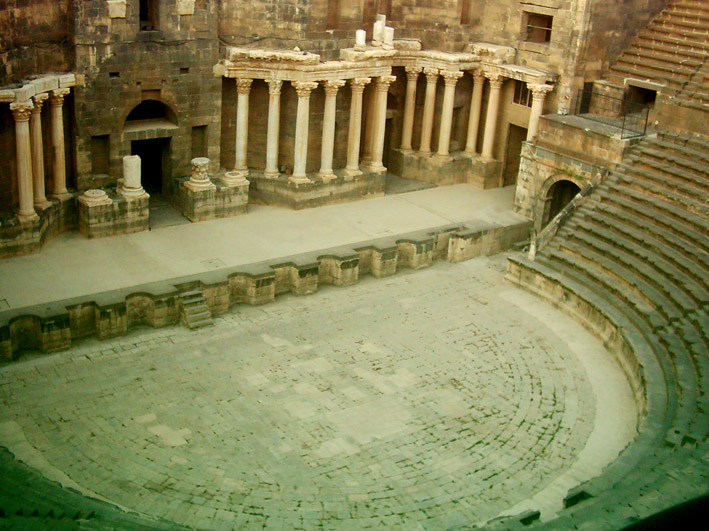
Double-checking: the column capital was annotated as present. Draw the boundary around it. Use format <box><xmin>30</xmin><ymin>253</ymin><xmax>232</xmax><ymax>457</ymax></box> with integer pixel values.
<box><xmin>266</xmin><ymin>79</ymin><xmax>283</xmax><ymax>95</ymax></box>
<box><xmin>49</xmin><ymin>88</ymin><xmax>70</xmax><ymax>106</ymax></box>
<box><xmin>10</xmin><ymin>101</ymin><xmax>33</xmax><ymax>122</ymax></box>
<box><xmin>293</xmin><ymin>81</ymin><xmax>318</xmax><ymax>97</ymax></box>
<box><xmin>350</xmin><ymin>77</ymin><xmax>371</xmax><ymax>94</ymax></box>
<box><xmin>236</xmin><ymin>78</ymin><xmax>253</xmax><ymax>94</ymax></box>
<box><xmin>484</xmin><ymin>71</ymin><xmax>504</xmax><ymax>89</ymax></box>
<box><xmin>440</xmin><ymin>70</ymin><xmax>464</xmax><ymax>86</ymax></box>
<box><xmin>527</xmin><ymin>83</ymin><xmax>555</xmax><ymax>98</ymax></box>
<box><xmin>423</xmin><ymin>67</ymin><xmax>439</xmax><ymax>83</ymax></box>
<box><xmin>375</xmin><ymin>75</ymin><xmax>397</xmax><ymax>92</ymax></box>
<box><xmin>471</xmin><ymin>69</ymin><xmax>486</xmax><ymax>83</ymax></box>
<box><xmin>323</xmin><ymin>79</ymin><xmax>346</xmax><ymax>95</ymax></box>
<box><xmin>32</xmin><ymin>93</ymin><xmax>49</xmax><ymax>113</ymax></box>
<box><xmin>405</xmin><ymin>66</ymin><xmax>422</xmax><ymax>80</ymax></box>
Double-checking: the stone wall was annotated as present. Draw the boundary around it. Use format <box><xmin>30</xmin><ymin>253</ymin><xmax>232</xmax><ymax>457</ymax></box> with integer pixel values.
<box><xmin>0</xmin><ymin>0</ymin><xmax>73</xmax><ymax>86</ymax></box>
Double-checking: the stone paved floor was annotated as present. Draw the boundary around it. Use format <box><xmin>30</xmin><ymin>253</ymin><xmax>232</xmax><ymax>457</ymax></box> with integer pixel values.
<box><xmin>0</xmin><ymin>255</ymin><xmax>637</xmax><ymax>530</ymax></box>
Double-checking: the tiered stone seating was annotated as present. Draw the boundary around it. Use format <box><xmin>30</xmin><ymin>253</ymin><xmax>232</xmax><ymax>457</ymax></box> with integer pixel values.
<box><xmin>505</xmin><ymin>132</ymin><xmax>709</xmax><ymax>528</ymax></box>
<box><xmin>605</xmin><ymin>0</ymin><xmax>709</xmax><ymax>95</ymax></box>
<box><xmin>677</xmin><ymin>57</ymin><xmax>709</xmax><ymax>106</ymax></box>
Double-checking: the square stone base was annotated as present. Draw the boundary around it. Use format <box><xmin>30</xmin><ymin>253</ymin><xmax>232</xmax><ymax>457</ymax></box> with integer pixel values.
<box><xmin>174</xmin><ymin>177</ymin><xmax>249</xmax><ymax>222</ymax></box>
<box><xmin>388</xmin><ymin>149</ymin><xmax>501</xmax><ymax>189</ymax></box>
<box><xmin>248</xmin><ymin>170</ymin><xmax>385</xmax><ymax>210</ymax></box>
<box><xmin>78</xmin><ymin>193</ymin><xmax>149</xmax><ymax>238</ymax></box>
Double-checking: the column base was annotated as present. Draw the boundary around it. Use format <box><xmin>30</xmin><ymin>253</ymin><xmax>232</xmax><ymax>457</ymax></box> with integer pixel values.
<box><xmin>434</xmin><ymin>153</ymin><xmax>452</xmax><ymax>161</ymax></box>
<box><xmin>317</xmin><ymin>171</ymin><xmax>337</xmax><ymax>183</ymax></box>
<box><xmin>34</xmin><ymin>199</ymin><xmax>53</xmax><ymax>210</ymax></box>
<box><xmin>230</xmin><ymin>168</ymin><xmax>249</xmax><ymax>179</ymax></box>
<box><xmin>288</xmin><ymin>175</ymin><xmax>312</xmax><ymax>185</ymax></box>
<box><xmin>263</xmin><ymin>170</ymin><xmax>280</xmax><ymax>180</ymax></box>
<box><xmin>184</xmin><ymin>180</ymin><xmax>216</xmax><ymax>193</ymax></box>
<box><xmin>51</xmin><ymin>191</ymin><xmax>73</xmax><ymax>201</ymax></box>
<box><xmin>343</xmin><ymin>168</ymin><xmax>362</xmax><ymax>181</ymax></box>
<box><xmin>18</xmin><ymin>212</ymin><xmax>39</xmax><ymax>223</ymax></box>
<box><xmin>121</xmin><ymin>187</ymin><xmax>150</xmax><ymax>200</ymax></box>
<box><xmin>222</xmin><ymin>171</ymin><xmax>249</xmax><ymax>187</ymax></box>
<box><xmin>361</xmin><ymin>162</ymin><xmax>386</xmax><ymax>174</ymax></box>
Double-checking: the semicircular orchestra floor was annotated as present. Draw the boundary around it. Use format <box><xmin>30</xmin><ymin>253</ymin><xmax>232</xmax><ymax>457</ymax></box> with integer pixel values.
<box><xmin>0</xmin><ymin>256</ymin><xmax>638</xmax><ymax>530</ymax></box>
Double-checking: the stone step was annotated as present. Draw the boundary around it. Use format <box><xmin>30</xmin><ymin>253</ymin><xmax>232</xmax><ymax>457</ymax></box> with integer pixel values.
<box><xmin>179</xmin><ymin>291</ymin><xmax>213</xmax><ymax>329</ymax></box>
<box><xmin>624</xmin><ymin>154</ymin><xmax>708</xmax><ymax>199</ymax></box>
<box><xmin>589</xmin><ymin>198</ymin><xmax>709</xmax><ymax>274</ymax></box>
<box><xmin>560</xmin><ymin>218</ymin><xmax>706</xmax><ymax>311</ymax></box>
<box><xmin>649</xmin><ymin>21</ymin><xmax>709</xmax><ymax>40</ymax></box>
<box><xmin>596</xmin><ymin>183</ymin><xmax>709</xmax><ymax>244</ymax></box>
<box><xmin>607</xmin><ymin>63</ymin><xmax>686</xmax><ymax>88</ymax></box>
<box><xmin>573</xmin><ymin>201</ymin><xmax>709</xmax><ymax>300</ymax></box>
<box><xmin>614</xmin><ymin>166</ymin><xmax>709</xmax><ymax>214</ymax></box>
<box><xmin>655</xmin><ymin>131</ymin><xmax>709</xmax><ymax>153</ymax></box>
<box><xmin>663</xmin><ymin>9</ymin><xmax>709</xmax><ymax>24</ymax></box>
<box><xmin>628</xmin><ymin>40</ymin><xmax>708</xmax><ymax>61</ymax></box>
<box><xmin>635</xmin><ymin>31</ymin><xmax>709</xmax><ymax>53</ymax></box>
<box><xmin>640</xmin><ymin>136</ymin><xmax>709</xmax><ymax>167</ymax></box>
<box><xmin>654</xmin><ymin>17</ymin><xmax>709</xmax><ymax>35</ymax></box>
<box><xmin>612</xmin><ymin>54</ymin><xmax>699</xmax><ymax>77</ymax></box>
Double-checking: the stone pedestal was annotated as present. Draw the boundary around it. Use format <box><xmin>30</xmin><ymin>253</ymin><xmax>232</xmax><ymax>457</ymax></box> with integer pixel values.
<box><xmin>78</xmin><ymin>189</ymin><xmax>149</xmax><ymax>238</ymax></box>
<box><xmin>176</xmin><ymin>163</ymin><xmax>249</xmax><ymax>222</ymax></box>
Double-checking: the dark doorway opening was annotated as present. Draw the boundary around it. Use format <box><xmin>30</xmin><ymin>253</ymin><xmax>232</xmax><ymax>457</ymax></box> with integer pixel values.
<box><xmin>544</xmin><ymin>179</ymin><xmax>580</xmax><ymax>226</ymax></box>
<box><xmin>130</xmin><ymin>138</ymin><xmax>171</xmax><ymax>195</ymax></box>
<box><xmin>626</xmin><ymin>85</ymin><xmax>657</xmax><ymax>109</ymax></box>
<box><xmin>502</xmin><ymin>124</ymin><xmax>527</xmax><ymax>187</ymax></box>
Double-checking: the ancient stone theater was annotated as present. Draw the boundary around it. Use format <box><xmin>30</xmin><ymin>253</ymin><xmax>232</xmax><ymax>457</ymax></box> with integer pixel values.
<box><xmin>0</xmin><ymin>0</ymin><xmax>707</xmax><ymax>529</ymax></box>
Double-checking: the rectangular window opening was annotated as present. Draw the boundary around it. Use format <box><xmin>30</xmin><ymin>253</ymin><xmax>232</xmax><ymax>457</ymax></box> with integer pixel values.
<box><xmin>191</xmin><ymin>126</ymin><xmax>207</xmax><ymax>159</ymax></box>
<box><xmin>140</xmin><ymin>0</ymin><xmax>158</xmax><ymax>31</ymax></box>
<box><xmin>513</xmin><ymin>81</ymin><xmax>533</xmax><ymax>107</ymax></box>
<box><xmin>327</xmin><ymin>0</ymin><xmax>340</xmax><ymax>30</ymax></box>
<box><xmin>109</xmin><ymin>71</ymin><xmax>120</xmax><ymax>78</ymax></box>
<box><xmin>524</xmin><ymin>13</ymin><xmax>553</xmax><ymax>44</ymax></box>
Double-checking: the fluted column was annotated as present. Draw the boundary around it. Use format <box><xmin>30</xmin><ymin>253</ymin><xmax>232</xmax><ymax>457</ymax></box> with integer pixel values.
<box><xmin>419</xmin><ymin>68</ymin><xmax>439</xmax><ymax>154</ymax></box>
<box><xmin>291</xmin><ymin>81</ymin><xmax>318</xmax><ymax>184</ymax></box>
<box><xmin>400</xmin><ymin>66</ymin><xmax>421</xmax><ymax>152</ymax></box>
<box><xmin>30</xmin><ymin>93</ymin><xmax>51</xmax><ymax>208</ymax></box>
<box><xmin>234</xmin><ymin>78</ymin><xmax>253</xmax><ymax>177</ymax></box>
<box><xmin>318</xmin><ymin>79</ymin><xmax>346</xmax><ymax>181</ymax></box>
<box><xmin>344</xmin><ymin>77</ymin><xmax>371</xmax><ymax>178</ymax></box>
<box><xmin>465</xmin><ymin>70</ymin><xmax>485</xmax><ymax>155</ymax></box>
<box><xmin>526</xmin><ymin>83</ymin><xmax>554</xmax><ymax>141</ymax></box>
<box><xmin>49</xmin><ymin>88</ymin><xmax>71</xmax><ymax>200</ymax></box>
<box><xmin>436</xmin><ymin>70</ymin><xmax>463</xmax><ymax>158</ymax></box>
<box><xmin>265</xmin><ymin>79</ymin><xmax>283</xmax><ymax>178</ymax></box>
<box><xmin>481</xmin><ymin>73</ymin><xmax>504</xmax><ymax>161</ymax></box>
<box><xmin>365</xmin><ymin>75</ymin><xmax>396</xmax><ymax>173</ymax></box>
<box><xmin>10</xmin><ymin>101</ymin><xmax>37</xmax><ymax>222</ymax></box>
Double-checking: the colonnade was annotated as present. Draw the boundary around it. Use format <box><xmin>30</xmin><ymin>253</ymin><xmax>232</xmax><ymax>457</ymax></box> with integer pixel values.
<box><xmin>9</xmin><ymin>88</ymin><xmax>71</xmax><ymax>222</ymax></box>
<box><xmin>399</xmin><ymin>68</ymin><xmax>553</xmax><ymax>161</ymax></box>
<box><xmin>231</xmin><ymin>75</ymin><xmax>396</xmax><ymax>184</ymax></box>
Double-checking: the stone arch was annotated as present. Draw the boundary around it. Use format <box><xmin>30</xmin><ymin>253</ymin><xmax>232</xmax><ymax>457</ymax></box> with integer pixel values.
<box><xmin>538</xmin><ymin>174</ymin><xmax>584</xmax><ymax>228</ymax></box>
<box><xmin>123</xmin><ymin>99</ymin><xmax>178</xmax><ymax>128</ymax></box>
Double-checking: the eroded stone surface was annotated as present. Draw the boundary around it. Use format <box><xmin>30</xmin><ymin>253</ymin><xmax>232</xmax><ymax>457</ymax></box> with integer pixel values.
<box><xmin>0</xmin><ymin>257</ymin><xmax>636</xmax><ymax>529</ymax></box>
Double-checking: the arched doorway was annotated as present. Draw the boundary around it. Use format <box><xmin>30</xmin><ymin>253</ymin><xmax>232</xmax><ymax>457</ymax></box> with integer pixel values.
<box><xmin>543</xmin><ymin>179</ymin><xmax>581</xmax><ymax>226</ymax></box>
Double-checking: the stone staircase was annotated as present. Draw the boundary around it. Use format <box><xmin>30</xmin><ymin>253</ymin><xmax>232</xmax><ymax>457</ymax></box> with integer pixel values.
<box><xmin>505</xmin><ymin>132</ymin><xmax>709</xmax><ymax>527</ymax></box>
<box><xmin>605</xmin><ymin>0</ymin><xmax>709</xmax><ymax>95</ymax></box>
<box><xmin>677</xmin><ymin>55</ymin><xmax>709</xmax><ymax>105</ymax></box>
<box><xmin>179</xmin><ymin>289</ymin><xmax>213</xmax><ymax>329</ymax></box>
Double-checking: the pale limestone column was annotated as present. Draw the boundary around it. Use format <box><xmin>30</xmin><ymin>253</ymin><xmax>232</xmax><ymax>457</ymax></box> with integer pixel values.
<box><xmin>291</xmin><ymin>81</ymin><xmax>318</xmax><ymax>184</ymax></box>
<box><xmin>10</xmin><ymin>101</ymin><xmax>37</xmax><ymax>222</ymax></box>
<box><xmin>436</xmin><ymin>70</ymin><xmax>464</xmax><ymax>158</ymax></box>
<box><xmin>400</xmin><ymin>66</ymin><xmax>421</xmax><ymax>152</ymax></box>
<box><xmin>344</xmin><ymin>77</ymin><xmax>371</xmax><ymax>178</ymax></box>
<box><xmin>264</xmin><ymin>79</ymin><xmax>283</xmax><ymax>178</ymax></box>
<box><xmin>419</xmin><ymin>68</ymin><xmax>439</xmax><ymax>154</ymax></box>
<box><xmin>318</xmin><ymin>79</ymin><xmax>346</xmax><ymax>182</ymax></box>
<box><xmin>49</xmin><ymin>88</ymin><xmax>71</xmax><ymax>200</ymax></box>
<box><xmin>481</xmin><ymin>73</ymin><xmax>504</xmax><ymax>161</ymax></box>
<box><xmin>465</xmin><ymin>70</ymin><xmax>485</xmax><ymax>155</ymax></box>
<box><xmin>121</xmin><ymin>155</ymin><xmax>148</xmax><ymax>198</ymax></box>
<box><xmin>234</xmin><ymin>78</ymin><xmax>253</xmax><ymax>177</ymax></box>
<box><xmin>362</xmin><ymin>85</ymin><xmax>377</xmax><ymax>165</ymax></box>
<box><xmin>30</xmin><ymin>93</ymin><xmax>51</xmax><ymax>208</ymax></box>
<box><xmin>367</xmin><ymin>75</ymin><xmax>396</xmax><ymax>173</ymax></box>
<box><xmin>526</xmin><ymin>83</ymin><xmax>554</xmax><ymax>141</ymax></box>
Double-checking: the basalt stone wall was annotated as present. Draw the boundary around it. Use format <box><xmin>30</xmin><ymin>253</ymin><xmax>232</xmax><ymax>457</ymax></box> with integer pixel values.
<box><xmin>0</xmin><ymin>0</ymin><xmax>74</xmax><ymax>87</ymax></box>
<box><xmin>72</xmin><ymin>0</ymin><xmax>221</xmax><ymax>192</ymax></box>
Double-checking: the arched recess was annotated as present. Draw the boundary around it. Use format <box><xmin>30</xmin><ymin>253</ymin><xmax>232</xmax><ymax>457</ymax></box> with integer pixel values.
<box><xmin>539</xmin><ymin>174</ymin><xmax>583</xmax><ymax>228</ymax></box>
<box><xmin>124</xmin><ymin>99</ymin><xmax>178</xmax><ymax>129</ymax></box>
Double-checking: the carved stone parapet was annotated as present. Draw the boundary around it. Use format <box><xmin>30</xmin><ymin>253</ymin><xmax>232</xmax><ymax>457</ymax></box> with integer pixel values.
<box><xmin>441</xmin><ymin>70</ymin><xmax>464</xmax><ymax>86</ymax></box>
<box><xmin>10</xmin><ymin>101</ymin><xmax>33</xmax><ymax>122</ymax></box>
<box><xmin>236</xmin><ymin>78</ymin><xmax>253</xmax><ymax>94</ymax></box>
<box><xmin>293</xmin><ymin>81</ymin><xmax>318</xmax><ymax>97</ymax></box>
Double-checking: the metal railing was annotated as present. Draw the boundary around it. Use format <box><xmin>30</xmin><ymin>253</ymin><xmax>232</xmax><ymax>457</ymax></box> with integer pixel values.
<box><xmin>575</xmin><ymin>89</ymin><xmax>649</xmax><ymax>139</ymax></box>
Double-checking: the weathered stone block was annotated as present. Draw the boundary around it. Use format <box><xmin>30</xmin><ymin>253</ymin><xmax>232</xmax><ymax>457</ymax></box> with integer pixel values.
<box><xmin>318</xmin><ymin>255</ymin><xmax>359</xmax><ymax>287</ymax></box>
<box><xmin>397</xmin><ymin>239</ymin><xmax>435</xmax><ymax>269</ymax></box>
<box><xmin>107</xmin><ymin>0</ymin><xmax>127</xmax><ymax>19</ymax></box>
<box><xmin>96</xmin><ymin>305</ymin><xmax>127</xmax><ymax>339</ymax></box>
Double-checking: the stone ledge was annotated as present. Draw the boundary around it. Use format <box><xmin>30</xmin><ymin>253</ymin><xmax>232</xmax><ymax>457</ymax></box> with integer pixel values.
<box><xmin>0</xmin><ymin>218</ymin><xmax>531</xmax><ymax>360</ymax></box>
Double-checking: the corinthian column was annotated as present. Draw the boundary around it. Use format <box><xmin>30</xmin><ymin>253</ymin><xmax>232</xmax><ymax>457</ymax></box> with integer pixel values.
<box><xmin>30</xmin><ymin>93</ymin><xmax>51</xmax><ymax>208</ymax></box>
<box><xmin>419</xmin><ymin>68</ymin><xmax>439</xmax><ymax>154</ymax></box>
<box><xmin>291</xmin><ymin>81</ymin><xmax>318</xmax><ymax>184</ymax></box>
<box><xmin>400</xmin><ymin>66</ymin><xmax>421</xmax><ymax>152</ymax></box>
<box><xmin>344</xmin><ymin>77</ymin><xmax>371</xmax><ymax>178</ymax></box>
<box><xmin>481</xmin><ymin>73</ymin><xmax>504</xmax><ymax>161</ymax></box>
<box><xmin>465</xmin><ymin>70</ymin><xmax>485</xmax><ymax>155</ymax></box>
<box><xmin>49</xmin><ymin>88</ymin><xmax>71</xmax><ymax>200</ymax></box>
<box><xmin>11</xmin><ymin>101</ymin><xmax>38</xmax><ymax>222</ymax></box>
<box><xmin>526</xmin><ymin>83</ymin><xmax>554</xmax><ymax>141</ymax></box>
<box><xmin>364</xmin><ymin>75</ymin><xmax>396</xmax><ymax>173</ymax></box>
<box><xmin>436</xmin><ymin>70</ymin><xmax>463</xmax><ymax>158</ymax></box>
<box><xmin>234</xmin><ymin>78</ymin><xmax>253</xmax><ymax>177</ymax></box>
<box><xmin>264</xmin><ymin>79</ymin><xmax>283</xmax><ymax>178</ymax></box>
<box><xmin>318</xmin><ymin>79</ymin><xmax>346</xmax><ymax>182</ymax></box>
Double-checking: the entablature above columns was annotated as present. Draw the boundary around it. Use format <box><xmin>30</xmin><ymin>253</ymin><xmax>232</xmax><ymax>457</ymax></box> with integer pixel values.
<box><xmin>1</xmin><ymin>74</ymin><xmax>77</xmax><ymax>103</ymax></box>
